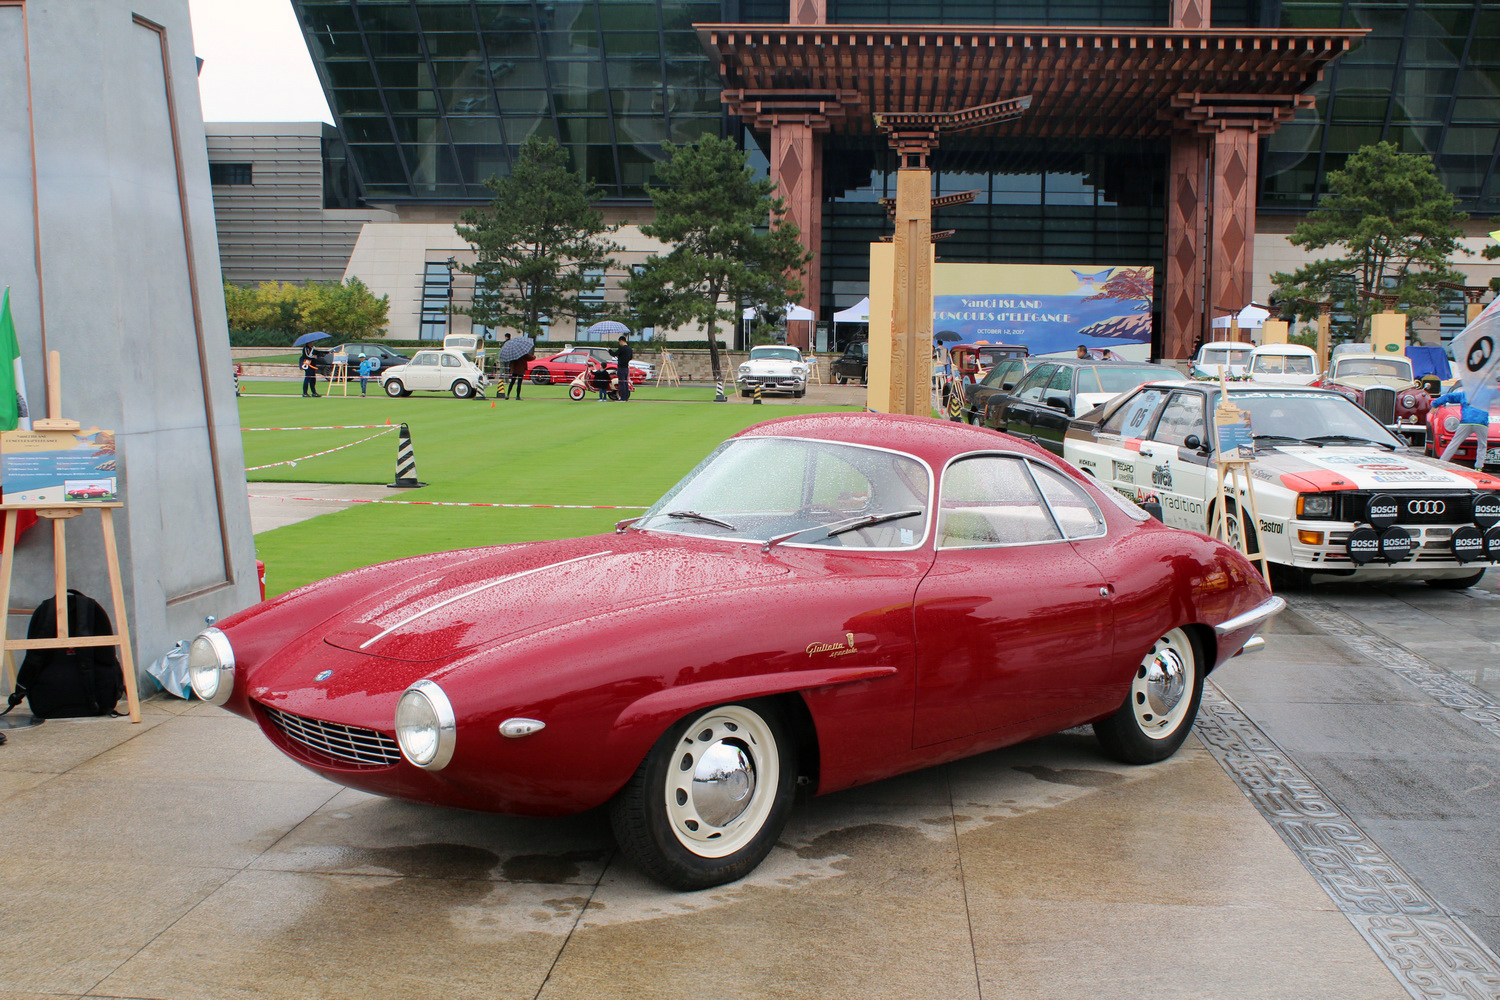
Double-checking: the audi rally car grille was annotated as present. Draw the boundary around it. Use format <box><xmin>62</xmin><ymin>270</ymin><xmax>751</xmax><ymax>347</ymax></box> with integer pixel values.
<box><xmin>263</xmin><ymin>704</ymin><xmax>401</xmax><ymax>768</ymax></box>
<box><xmin>1338</xmin><ymin>492</ymin><xmax>1475</xmax><ymax>525</ymax></box>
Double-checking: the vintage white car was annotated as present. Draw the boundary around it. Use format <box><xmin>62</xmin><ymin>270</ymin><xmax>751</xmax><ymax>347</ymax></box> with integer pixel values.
<box><xmin>1190</xmin><ymin>340</ymin><xmax>1254</xmax><ymax>379</ymax></box>
<box><xmin>737</xmin><ymin>345</ymin><xmax>809</xmax><ymax>397</ymax></box>
<box><xmin>381</xmin><ymin>348</ymin><xmax>489</xmax><ymax>399</ymax></box>
<box><xmin>1064</xmin><ymin>381</ymin><xmax>1500</xmax><ymax>588</ymax></box>
<box><xmin>1246</xmin><ymin>344</ymin><xmax>1320</xmax><ymax>385</ymax></box>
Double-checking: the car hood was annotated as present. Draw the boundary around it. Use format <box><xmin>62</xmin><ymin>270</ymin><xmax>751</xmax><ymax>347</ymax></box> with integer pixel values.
<box><xmin>742</xmin><ymin>359</ymin><xmax>804</xmax><ymax>372</ymax></box>
<box><xmin>1257</xmin><ymin>447</ymin><xmax>1482</xmax><ymax>490</ymax></box>
<box><xmin>320</xmin><ymin>537</ymin><xmax>791</xmax><ymax>662</ymax></box>
<box><xmin>1331</xmin><ymin>375</ymin><xmax>1418</xmax><ymax>391</ymax></box>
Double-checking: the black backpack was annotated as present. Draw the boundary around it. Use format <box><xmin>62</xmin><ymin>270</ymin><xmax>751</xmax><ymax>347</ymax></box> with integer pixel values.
<box><xmin>10</xmin><ymin>591</ymin><xmax>123</xmax><ymax>718</ymax></box>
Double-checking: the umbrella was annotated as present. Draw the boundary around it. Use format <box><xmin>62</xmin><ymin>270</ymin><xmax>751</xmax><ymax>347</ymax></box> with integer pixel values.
<box><xmin>586</xmin><ymin>320</ymin><xmax>630</xmax><ymax>338</ymax></box>
<box><xmin>934</xmin><ymin>330</ymin><xmax>962</xmax><ymax>343</ymax></box>
<box><xmin>292</xmin><ymin>331</ymin><xmax>331</xmax><ymax>347</ymax></box>
<box><xmin>495</xmin><ymin>335</ymin><xmax>535</xmax><ymax>363</ymax></box>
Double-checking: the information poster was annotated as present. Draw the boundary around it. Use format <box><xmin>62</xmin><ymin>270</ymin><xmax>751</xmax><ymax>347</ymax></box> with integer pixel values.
<box><xmin>1</xmin><ymin>428</ymin><xmax>118</xmax><ymax>504</ymax></box>
<box><xmin>1215</xmin><ymin>406</ymin><xmax>1254</xmax><ymax>460</ymax></box>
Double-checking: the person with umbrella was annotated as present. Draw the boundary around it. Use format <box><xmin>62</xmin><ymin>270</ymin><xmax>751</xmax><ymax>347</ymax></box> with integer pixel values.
<box><xmin>611</xmin><ymin>334</ymin><xmax>633</xmax><ymax>402</ymax></box>
<box><xmin>294</xmin><ymin>331</ymin><xmax>330</xmax><ymax>397</ymax></box>
<box><xmin>495</xmin><ymin>333</ymin><xmax>536</xmax><ymax>400</ymax></box>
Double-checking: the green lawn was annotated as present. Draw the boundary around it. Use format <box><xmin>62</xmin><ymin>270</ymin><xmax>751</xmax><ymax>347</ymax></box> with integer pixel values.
<box><xmin>243</xmin><ymin>388</ymin><xmax>860</xmax><ymax>597</ymax></box>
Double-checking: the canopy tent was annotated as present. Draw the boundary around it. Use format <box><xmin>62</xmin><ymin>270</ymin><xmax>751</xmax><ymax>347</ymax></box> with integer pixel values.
<box><xmin>1210</xmin><ymin>303</ymin><xmax>1271</xmax><ymax>329</ymax></box>
<box><xmin>742</xmin><ymin>303</ymin><xmax>814</xmax><ymax>321</ymax></box>
<box><xmin>832</xmin><ymin>297</ymin><xmax>870</xmax><ymax>324</ymax></box>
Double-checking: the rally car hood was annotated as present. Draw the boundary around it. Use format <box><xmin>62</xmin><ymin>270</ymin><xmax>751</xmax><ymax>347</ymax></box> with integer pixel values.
<box><xmin>1257</xmin><ymin>446</ymin><xmax>1483</xmax><ymax>490</ymax></box>
<box><xmin>320</xmin><ymin>539</ymin><xmax>791</xmax><ymax>662</ymax></box>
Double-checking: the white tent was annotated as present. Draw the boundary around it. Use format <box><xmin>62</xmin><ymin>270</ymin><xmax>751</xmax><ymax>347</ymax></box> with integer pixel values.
<box><xmin>832</xmin><ymin>297</ymin><xmax>870</xmax><ymax>323</ymax></box>
<box><xmin>742</xmin><ymin>303</ymin><xmax>814</xmax><ymax>321</ymax></box>
<box><xmin>1211</xmin><ymin>303</ymin><xmax>1271</xmax><ymax>329</ymax></box>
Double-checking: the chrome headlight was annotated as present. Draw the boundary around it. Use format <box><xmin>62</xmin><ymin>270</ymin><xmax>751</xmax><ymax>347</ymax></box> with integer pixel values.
<box><xmin>738</xmin><ymin>364</ymin><xmax>750</xmax><ymax>374</ymax></box>
<box><xmin>1400</xmin><ymin>394</ymin><xmax>1416</xmax><ymax>409</ymax></box>
<box><xmin>1444</xmin><ymin>415</ymin><xmax>1459</xmax><ymax>433</ymax></box>
<box><xmin>792</xmin><ymin>364</ymin><xmax>807</xmax><ymax>375</ymax></box>
<box><xmin>1296</xmin><ymin>494</ymin><xmax>1334</xmax><ymax>518</ymax></box>
<box><xmin>187</xmin><ymin>628</ymin><xmax>235</xmax><ymax>706</ymax></box>
<box><xmin>395</xmin><ymin>679</ymin><xmax>456</xmax><ymax>770</ymax></box>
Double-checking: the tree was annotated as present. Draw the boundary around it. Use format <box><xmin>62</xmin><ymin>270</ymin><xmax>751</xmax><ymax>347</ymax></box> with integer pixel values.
<box><xmin>1271</xmin><ymin>141</ymin><xmax>1469</xmax><ymax>339</ymax></box>
<box><xmin>223</xmin><ymin>280</ymin><xmax>304</xmax><ymax>334</ymax></box>
<box><xmin>454</xmin><ymin>136</ymin><xmax>621</xmax><ymax>338</ymax></box>
<box><xmin>298</xmin><ymin>277</ymin><xmax>390</xmax><ymax>337</ymax></box>
<box><xmin>1484</xmin><ymin>228</ymin><xmax>1499</xmax><ymax>295</ymax></box>
<box><xmin>624</xmin><ymin>135</ymin><xmax>813</xmax><ymax>384</ymax></box>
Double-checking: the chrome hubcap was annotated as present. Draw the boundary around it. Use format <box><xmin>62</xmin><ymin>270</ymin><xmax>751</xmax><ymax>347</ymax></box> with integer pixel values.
<box><xmin>1143</xmin><ymin>648</ymin><xmax>1187</xmax><ymax>716</ymax></box>
<box><xmin>1132</xmin><ymin>629</ymin><xmax>1196</xmax><ymax>739</ymax></box>
<box><xmin>691</xmin><ymin>741</ymin><xmax>756</xmax><ymax>827</ymax></box>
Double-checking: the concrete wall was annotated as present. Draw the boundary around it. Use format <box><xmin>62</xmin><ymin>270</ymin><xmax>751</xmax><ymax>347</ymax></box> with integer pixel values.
<box><xmin>0</xmin><ymin>0</ymin><xmax>259</xmax><ymax>683</ymax></box>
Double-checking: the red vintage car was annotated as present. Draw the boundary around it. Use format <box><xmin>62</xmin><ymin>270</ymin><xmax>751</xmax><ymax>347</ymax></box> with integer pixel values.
<box><xmin>1426</xmin><ymin>395</ymin><xmax>1500</xmax><ymax>468</ymax></box>
<box><xmin>1310</xmin><ymin>353</ymin><xmax>1430</xmax><ymax>444</ymax></box>
<box><xmin>189</xmin><ymin>413</ymin><xmax>1280</xmax><ymax>890</ymax></box>
<box><xmin>526</xmin><ymin>349</ymin><xmax>645</xmax><ymax>386</ymax></box>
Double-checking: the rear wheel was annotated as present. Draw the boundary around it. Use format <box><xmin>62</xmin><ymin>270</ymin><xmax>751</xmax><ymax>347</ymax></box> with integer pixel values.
<box><xmin>383</xmin><ymin>379</ymin><xmax>404</xmax><ymax>398</ymax></box>
<box><xmin>530</xmin><ymin>368</ymin><xmax>551</xmax><ymax>385</ymax></box>
<box><xmin>1094</xmin><ymin>627</ymin><xmax>1203</xmax><ymax>764</ymax></box>
<box><xmin>451</xmin><ymin>380</ymin><xmax>474</xmax><ymax>399</ymax></box>
<box><xmin>610</xmin><ymin>701</ymin><xmax>796</xmax><ymax>891</ymax></box>
<box><xmin>1427</xmin><ymin>570</ymin><xmax>1487</xmax><ymax>590</ymax></box>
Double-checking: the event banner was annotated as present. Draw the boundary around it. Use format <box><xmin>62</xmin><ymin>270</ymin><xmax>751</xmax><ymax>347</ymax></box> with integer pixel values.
<box><xmin>1</xmin><ymin>427</ymin><xmax>118</xmax><ymax>504</ymax></box>
<box><xmin>933</xmin><ymin>263</ymin><xmax>1154</xmax><ymax>359</ymax></box>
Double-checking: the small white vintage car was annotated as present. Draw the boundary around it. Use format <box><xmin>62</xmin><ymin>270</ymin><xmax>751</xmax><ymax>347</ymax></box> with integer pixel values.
<box><xmin>1063</xmin><ymin>381</ymin><xmax>1500</xmax><ymax>588</ymax></box>
<box><xmin>737</xmin><ymin>345</ymin><xmax>809</xmax><ymax>397</ymax></box>
<box><xmin>381</xmin><ymin>348</ymin><xmax>489</xmax><ymax>399</ymax></box>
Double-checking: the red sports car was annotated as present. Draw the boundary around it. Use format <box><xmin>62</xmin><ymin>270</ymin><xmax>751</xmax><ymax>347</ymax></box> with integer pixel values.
<box><xmin>526</xmin><ymin>350</ymin><xmax>645</xmax><ymax>386</ymax></box>
<box><xmin>1426</xmin><ymin>396</ymin><xmax>1500</xmax><ymax>467</ymax></box>
<box><xmin>189</xmin><ymin>413</ymin><xmax>1280</xmax><ymax>890</ymax></box>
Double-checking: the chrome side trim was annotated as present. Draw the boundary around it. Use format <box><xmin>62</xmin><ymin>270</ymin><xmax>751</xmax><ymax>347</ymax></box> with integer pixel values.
<box><xmin>1233</xmin><ymin>635</ymin><xmax>1266</xmax><ymax>656</ymax></box>
<box><xmin>1214</xmin><ymin>595</ymin><xmax>1286</xmax><ymax>636</ymax></box>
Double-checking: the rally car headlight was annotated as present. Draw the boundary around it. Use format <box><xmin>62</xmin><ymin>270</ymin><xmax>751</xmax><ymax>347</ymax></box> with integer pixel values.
<box><xmin>1444</xmin><ymin>415</ymin><xmax>1459</xmax><ymax>433</ymax></box>
<box><xmin>1296</xmin><ymin>494</ymin><xmax>1334</xmax><ymax>518</ymax></box>
<box><xmin>187</xmin><ymin>628</ymin><xmax>235</xmax><ymax>706</ymax></box>
<box><xmin>395</xmin><ymin>680</ymin><xmax>456</xmax><ymax>770</ymax></box>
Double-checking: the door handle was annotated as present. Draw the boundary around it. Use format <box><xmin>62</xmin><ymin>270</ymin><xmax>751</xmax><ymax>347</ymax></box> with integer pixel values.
<box><xmin>1098</xmin><ymin>585</ymin><xmax>1112</xmax><ymax>597</ymax></box>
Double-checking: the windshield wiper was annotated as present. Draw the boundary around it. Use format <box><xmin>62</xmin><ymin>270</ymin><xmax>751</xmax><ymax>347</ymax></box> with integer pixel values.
<box><xmin>664</xmin><ymin>509</ymin><xmax>737</xmax><ymax>529</ymax></box>
<box><xmin>1251</xmin><ymin>433</ymin><xmax>1302</xmax><ymax>444</ymax></box>
<box><xmin>762</xmin><ymin>509</ymin><xmax>924</xmax><ymax>552</ymax></box>
<box><xmin>1301</xmin><ymin>434</ymin><xmax>1396</xmax><ymax>451</ymax></box>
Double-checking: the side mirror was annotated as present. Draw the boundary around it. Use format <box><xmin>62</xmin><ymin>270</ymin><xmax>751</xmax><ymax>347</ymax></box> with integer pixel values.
<box><xmin>1001</xmin><ymin>381</ymin><xmax>1015</xmax><ymax>391</ymax></box>
<box><xmin>1046</xmin><ymin>394</ymin><xmax>1070</xmax><ymax>411</ymax></box>
<box><xmin>1183</xmin><ymin>433</ymin><xmax>1204</xmax><ymax>451</ymax></box>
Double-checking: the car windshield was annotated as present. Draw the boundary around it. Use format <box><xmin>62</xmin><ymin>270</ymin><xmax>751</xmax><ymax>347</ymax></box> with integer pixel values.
<box><xmin>1226</xmin><ymin>390</ymin><xmax>1405</xmax><ymax>447</ymax></box>
<box><xmin>635</xmin><ymin>438</ymin><xmax>930</xmax><ymax>548</ymax></box>
<box><xmin>1081</xmin><ymin>365</ymin><xmax>1176</xmax><ymax>393</ymax></box>
<box><xmin>1335</xmin><ymin>358</ymin><xmax>1412</xmax><ymax>379</ymax></box>
<box><xmin>750</xmin><ymin>348</ymin><xmax>802</xmax><ymax>362</ymax></box>
<box><xmin>1254</xmin><ymin>354</ymin><xmax>1315</xmax><ymax>374</ymax></box>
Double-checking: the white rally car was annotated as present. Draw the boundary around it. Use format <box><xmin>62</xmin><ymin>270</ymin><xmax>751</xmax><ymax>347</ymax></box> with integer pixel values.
<box><xmin>737</xmin><ymin>345</ymin><xmax>808</xmax><ymax>398</ymax></box>
<box><xmin>1063</xmin><ymin>381</ymin><xmax>1500</xmax><ymax>588</ymax></box>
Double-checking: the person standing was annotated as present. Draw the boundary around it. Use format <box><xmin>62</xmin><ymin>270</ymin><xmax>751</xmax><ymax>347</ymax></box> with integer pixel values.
<box><xmin>357</xmin><ymin>353</ymin><xmax>375</xmax><ymax>396</ymax></box>
<box><xmin>1432</xmin><ymin>387</ymin><xmax>1492</xmax><ymax>467</ymax></box>
<box><xmin>300</xmin><ymin>341</ymin><xmax>321</xmax><ymax>397</ymax></box>
<box><xmin>506</xmin><ymin>338</ymin><xmax>534</xmax><ymax>400</ymax></box>
<box><xmin>613</xmin><ymin>335</ymin><xmax>634</xmax><ymax>402</ymax></box>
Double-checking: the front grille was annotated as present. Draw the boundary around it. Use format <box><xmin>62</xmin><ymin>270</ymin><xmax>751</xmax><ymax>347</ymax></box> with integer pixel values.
<box><xmin>1363</xmin><ymin>386</ymin><xmax>1396</xmax><ymax>425</ymax></box>
<box><xmin>263</xmin><ymin>704</ymin><xmax>401</xmax><ymax>768</ymax></box>
<box><xmin>1336</xmin><ymin>491</ymin><xmax>1476</xmax><ymax>525</ymax></box>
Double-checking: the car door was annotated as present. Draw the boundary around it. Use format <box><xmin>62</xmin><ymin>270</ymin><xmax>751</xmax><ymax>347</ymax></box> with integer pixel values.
<box><xmin>1029</xmin><ymin>365</ymin><xmax>1081</xmax><ymax>454</ymax></box>
<box><xmin>405</xmin><ymin>351</ymin><xmax>441</xmax><ymax>390</ymax></box>
<box><xmin>992</xmin><ymin>363</ymin><xmax>1056</xmax><ymax>436</ymax></box>
<box><xmin>1083</xmin><ymin>386</ymin><xmax>1173</xmax><ymax>499</ymax></box>
<box><xmin>912</xmin><ymin>453</ymin><xmax>1113</xmax><ymax>745</ymax></box>
<box><xmin>966</xmin><ymin>362</ymin><xmax>1015</xmax><ymax>421</ymax></box>
<box><xmin>1135</xmin><ymin>388</ymin><xmax>1212</xmax><ymax>531</ymax></box>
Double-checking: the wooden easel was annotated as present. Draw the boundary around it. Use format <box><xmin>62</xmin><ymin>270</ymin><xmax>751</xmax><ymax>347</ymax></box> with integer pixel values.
<box><xmin>327</xmin><ymin>358</ymin><xmax>349</xmax><ymax>396</ymax></box>
<box><xmin>1208</xmin><ymin>385</ymin><xmax>1271</xmax><ymax>586</ymax></box>
<box><xmin>806</xmin><ymin>354</ymin><xmax>824</xmax><ymax>384</ymax></box>
<box><xmin>0</xmin><ymin>352</ymin><xmax>140</xmax><ymax>722</ymax></box>
<box><xmin>654</xmin><ymin>350</ymin><xmax>682</xmax><ymax>387</ymax></box>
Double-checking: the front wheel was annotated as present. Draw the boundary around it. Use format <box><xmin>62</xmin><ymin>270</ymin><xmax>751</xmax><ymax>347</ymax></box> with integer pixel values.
<box><xmin>1427</xmin><ymin>570</ymin><xmax>1487</xmax><ymax>590</ymax></box>
<box><xmin>1094</xmin><ymin>627</ymin><xmax>1203</xmax><ymax>765</ymax></box>
<box><xmin>530</xmin><ymin>368</ymin><xmax>551</xmax><ymax>385</ymax></box>
<box><xmin>383</xmin><ymin>379</ymin><xmax>404</xmax><ymax>398</ymax></box>
<box><xmin>609</xmin><ymin>701</ymin><xmax>797</xmax><ymax>891</ymax></box>
<box><xmin>568</xmin><ymin>384</ymin><xmax>586</xmax><ymax>401</ymax></box>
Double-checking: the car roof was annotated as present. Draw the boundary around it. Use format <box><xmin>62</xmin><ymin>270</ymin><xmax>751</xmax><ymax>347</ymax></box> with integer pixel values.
<box><xmin>1251</xmin><ymin>344</ymin><xmax>1316</xmax><ymax>354</ymax></box>
<box><xmin>1198</xmin><ymin>341</ymin><xmax>1254</xmax><ymax>350</ymax></box>
<box><xmin>734</xmin><ymin>412</ymin><xmax>1058</xmax><ymax>465</ymax></box>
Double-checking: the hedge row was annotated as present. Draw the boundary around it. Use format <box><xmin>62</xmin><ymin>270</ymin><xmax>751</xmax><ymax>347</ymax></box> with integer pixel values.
<box><xmin>228</xmin><ymin>329</ymin><xmax>730</xmax><ymax>351</ymax></box>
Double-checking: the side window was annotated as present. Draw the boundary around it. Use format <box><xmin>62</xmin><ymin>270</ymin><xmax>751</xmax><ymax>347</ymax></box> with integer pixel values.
<box><xmin>1048</xmin><ymin>366</ymin><xmax>1073</xmax><ymax>392</ymax></box>
<box><xmin>1154</xmin><ymin>391</ymin><xmax>1207</xmax><ymax>448</ymax></box>
<box><xmin>410</xmin><ymin>351</ymin><xmax>438</xmax><ymax>366</ymax></box>
<box><xmin>441</xmin><ymin>354</ymin><xmax>460</xmax><ymax>367</ymax></box>
<box><xmin>1014</xmin><ymin>366</ymin><xmax>1055</xmax><ymax>402</ymax></box>
<box><xmin>1101</xmin><ymin>388</ymin><xmax>1169</xmax><ymax>436</ymax></box>
<box><xmin>1030</xmin><ymin>463</ymin><xmax>1106</xmax><ymax>539</ymax></box>
<box><xmin>938</xmin><ymin>456</ymin><xmax>1062</xmax><ymax>548</ymax></box>
<box><xmin>981</xmin><ymin>362</ymin><xmax>1013</xmax><ymax>388</ymax></box>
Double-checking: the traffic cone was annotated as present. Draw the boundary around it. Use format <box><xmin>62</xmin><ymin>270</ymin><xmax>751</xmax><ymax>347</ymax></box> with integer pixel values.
<box><xmin>388</xmin><ymin>422</ymin><xmax>426</xmax><ymax>488</ymax></box>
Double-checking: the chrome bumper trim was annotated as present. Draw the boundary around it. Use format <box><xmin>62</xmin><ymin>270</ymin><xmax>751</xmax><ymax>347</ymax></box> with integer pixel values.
<box><xmin>1214</xmin><ymin>595</ymin><xmax>1286</xmax><ymax>636</ymax></box>
<box><xmin>1233</xmin><ymin>635</ymin><xmax>1266</xmax><ymax>656</ymax></box>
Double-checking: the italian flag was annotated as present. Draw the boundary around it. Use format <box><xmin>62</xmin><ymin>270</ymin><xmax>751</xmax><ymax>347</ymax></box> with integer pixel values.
<box><xmin>0</xmin><ymin>288</ymin><xmax>38</xmax><ymax>546</ymax></box>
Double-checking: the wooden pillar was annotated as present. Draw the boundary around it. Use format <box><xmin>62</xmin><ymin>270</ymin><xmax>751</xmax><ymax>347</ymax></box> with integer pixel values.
<box><xmin>1171</xmin><ymin>0</ymin><xmax>1210</xmax><ymax>28</ymax></box>
<box><xmin>1207</xmin><ymin>126</ymin><xmax>1258</xmax><ymax>342</ymax></box>
<box><xmin>888</xmin><ymin>162</ymin><xmax>932</xmax><ymax>415</ymax></box>
<box><xmin>1164</xmin><ymin>133</ymin><xmax>1209</xmax><ymax>360</ymax></box>
<box><xmin>790</xmin><ymin>0</ymin><xmax>825</xmax><ymax>23</ymax></box>
<box><xmin>769</xmin><ymin>120</ymin><xmax>824</xmax><ymax>325</ymax></box>
<box><xmin>1316</xmin><ymin>302</ymin><xmax>1332</xmax><ymax>371</ymax></box>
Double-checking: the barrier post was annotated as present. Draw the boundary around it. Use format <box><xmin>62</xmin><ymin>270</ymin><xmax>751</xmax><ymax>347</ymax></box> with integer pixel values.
<box><xmin>388</xmin><ymin>422</ymin><xmax>427</xmax><ymax>489</ymax></box>
<box><xmin>752</xmin><ymin>384</ymin><xmax>763</xmax><ymax>405</ymax></box>
<box><xmin>714</xmin><ymin>378</ymin><xmax>727</xmax><ymax>403</ymax></box>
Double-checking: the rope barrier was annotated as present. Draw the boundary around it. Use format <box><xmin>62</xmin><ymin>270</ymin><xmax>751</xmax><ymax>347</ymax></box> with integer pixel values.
<box><xmin>247</xmin><ymin>494</ymin><xmax>648</xmax><ymax>511</ymax></box>
<box><xmin>245</xmin><ymin>426</ymin><xmax>398</xmax><ymax>471</ymax></box>
<box><xmin>243</xmin><ymin>425</ymin><xmax>393</xmax><ymax>431</ymax></box>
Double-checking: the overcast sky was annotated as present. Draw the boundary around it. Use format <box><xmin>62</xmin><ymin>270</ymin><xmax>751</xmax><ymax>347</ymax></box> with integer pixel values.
<box><xmin>189</xmin><ymin>0</ymin><xmax>332</xmax><ymax>123</ymax></box>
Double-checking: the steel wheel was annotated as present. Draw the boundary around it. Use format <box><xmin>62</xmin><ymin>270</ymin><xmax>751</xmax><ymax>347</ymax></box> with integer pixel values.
<box><xmin>1094</xmin><ymin>627</ymin><xmax>1203</xmax><ymax>764</ymax></box>
<box><xmin>383</xmin><ymin>379</ymin><xmax>404</xmax><ymax>398</ymax></box>
<box><xmin>610</xmin><ymin>701</ymin><xmax>796</xmax><ymax>890</ymax></box>
<box><xmin>451</xmin><ymin>380</ymin><xmax>473</xmax><ymax>398</ymax></box>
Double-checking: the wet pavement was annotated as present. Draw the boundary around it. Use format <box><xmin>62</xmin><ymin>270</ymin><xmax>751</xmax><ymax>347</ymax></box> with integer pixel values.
<box><xmin>4</xmin><ymin>529</ymin><xmax>1499</xmax><ymax>996</ymax></box>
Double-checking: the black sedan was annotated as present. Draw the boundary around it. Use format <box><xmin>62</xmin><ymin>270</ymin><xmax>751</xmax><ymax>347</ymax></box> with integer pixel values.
<box><xmin>314</xmin><ymin>342</ymin><xmax>411</xmax><ymax>377</ymax></box>
<box><xmin>830</xmin><ymin>341</ymin><xmax>867</xmax><ymax>383</ymax></box>
<box><xmin>984</xmin><ymin>358</ymin><xmax>1184</xmax><ymax>454</ymax></box>
<box><xmin>959</xmin><ymin>357</ymin><xmax>1044</xmax><ymax>424</ymax></box>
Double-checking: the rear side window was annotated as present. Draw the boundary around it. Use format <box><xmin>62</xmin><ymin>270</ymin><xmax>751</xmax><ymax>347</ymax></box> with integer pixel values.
<box><xmin>937</xmin><ymin>456</ymin><xmax>1062</xmax><ymax>547</ymax></box>
<box><xmin>1031</xmin><ymin>464</ymin><xmax>1106</xmax><ymax>539</ymax></box>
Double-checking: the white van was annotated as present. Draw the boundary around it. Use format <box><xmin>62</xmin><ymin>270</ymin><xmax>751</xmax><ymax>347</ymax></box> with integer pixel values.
<box><xmin>1191</xmin><ymin>340</ymin><xmax>1254</xmax><ymax>379</ymax></box>
<box><xmin>1247</xmin><ymin>343</ymin><xmax>1319</xmax><ymax>385</ymax></box>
